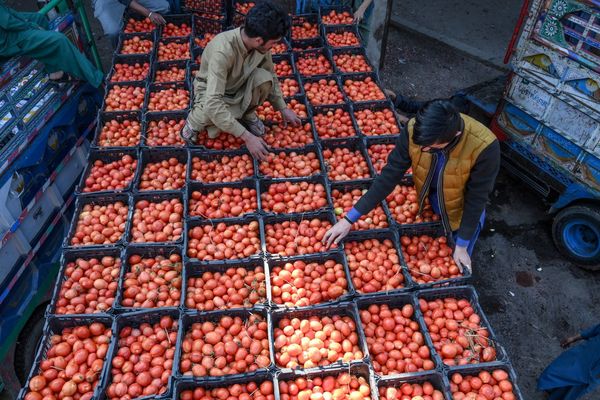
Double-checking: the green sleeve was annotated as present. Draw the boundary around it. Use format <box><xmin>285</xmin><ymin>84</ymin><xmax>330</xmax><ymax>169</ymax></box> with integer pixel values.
<box><xmin>0</xmin><ymin>5</ymin><xmax>37</xmax><ymax>31</ymax></box>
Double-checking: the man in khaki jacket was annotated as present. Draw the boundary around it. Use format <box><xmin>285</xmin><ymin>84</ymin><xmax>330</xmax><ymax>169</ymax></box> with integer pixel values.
<box><xmin>182</xmin><ymin>1</ymin><xmax>300</xmax><ymax>160</ymax></box>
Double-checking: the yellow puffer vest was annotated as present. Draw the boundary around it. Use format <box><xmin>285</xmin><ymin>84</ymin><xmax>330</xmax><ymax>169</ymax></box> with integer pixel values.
<box><xmin>407</xmin><ymin>114</ymin><xmax>496</xmax><ymax>231</ymax></box>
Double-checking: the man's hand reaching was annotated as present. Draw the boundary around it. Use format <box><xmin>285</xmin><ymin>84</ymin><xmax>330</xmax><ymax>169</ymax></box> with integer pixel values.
<box><xmin>241</xmin><ymin>130</ymin><xmax>269</xmax><ymax>161</ymax></box>
<box><xmin>281</xmin><ymin>108</ymin><xmax>301</xmax><ymax>127</ymax></box>
<box><xmin>453</xmin><ymin>245</ymin><xmax>472</xmax><ymax>274</ymax></box>
<box><xmin>149</xmin><ymin>12</ymin><xmax>166</xmax><ymax>25</ymax></box>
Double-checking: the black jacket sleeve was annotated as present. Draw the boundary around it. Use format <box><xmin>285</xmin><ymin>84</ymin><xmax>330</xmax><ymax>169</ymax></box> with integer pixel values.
<box><xmin>457</xmin><ymin>140</ymin><xmax>501</xmax><ymax>240</ymax></box>
<box><xmin>119</xmin><ymin>0</ymin><xmax>133</xmax><ymax>7</ymax></box>
<box><xmin>353</xmin><ymin>126</ymin><xmax>412</xmax><ymax>215</ymax></box>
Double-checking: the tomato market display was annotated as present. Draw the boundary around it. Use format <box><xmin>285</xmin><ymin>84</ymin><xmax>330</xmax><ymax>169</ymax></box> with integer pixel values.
<box><xmin>354</xmin><ymin>107</ymin><xmax>401</xmax><ymax>136</ymax></box>
<box><xmin>344</xmin><ymin>237</ymin><xmax>405</xmax><ymax>293</ymax></box>
<box><xmin>304</xmin><ymin>79</ymin><xmax>345</xmax><ymax>105</ymax></box>
<box><xmin>189</xmin><ymin>186</ymin><xmax>258</xmax><ymax>218</ymax></box>
<box><xmin>145</xmin><ymin>118</ymin><xmax>186</xmax><ymax>146</ymax></box>
<box><xmin>148</xmin><ymin>87</ymin><xmax>189</xmax><ymax>111</ymax></box>
<box><xmin>235</xmin><ymin>2</ymin><xmax>255</xmax><ymax>14</ymax></box>
<box><xmin>158</xmin><ymin>40</ymin><xmax>191</xmax><ymax>61</ymax></box>
<box><xmin>344</xmin><ymin>77</ymin><xmax>386</xmax><ymax>102</ymax></box>
<box><xmin>274</xmin><ymin>314</ymin><xmax>364</xmax><ymax>368</ymax></box>
<box><xmin>97</xmin><ymin>118</ymin><xmax>141</xmax><ymax>147</ymax></box>
<box><xmin>154</xmin><ymin>65</ymin><xmax>186</xmax><ymax>82</ymax></box>
<box><xmin>380</xmin><ymin>382</ymin><xmax>445</xmax><ymax>400</ymax></box>
<box><xmin>265</xmin><ymin>218</ymin><xmax>335</xmax><ymax>256</ymax></box>
<box><xmin>162</xmin><ymin>22</ymin><xmax>192</xmax><ymax>37</ymax></box>
<box><xmin>121</xmin><ymin>253</ymin><xmax>182</xmax><ymax>308</ymax></box>
<box><xmin>326</xmin><ymin>30</ymin><xmax>360</xmax><ymax>47</ymax></box>
<box><xmin>450</xmin><ymin>369</ymin><xmax>517</xmax><ymax>400</ymax></box>
<box><xmin>295</xmin><ymin>52</ymin><xmax>333</xmax><ymax>76</ymax></box>
<box><xmin>271</xmin><ymin>41</ymin><xmax>288</xmax><ymax>54</ymax></box>
<box><xmin>119</xmin><ymin>36</ymin><xmax>153</xmax><ymax>54</ymax></box>
<box><xmin>385</xmin><ymin>184</ymin><xmax>439</xmax><ymax>224</ymax></box>
<box><xmin>419</xmin><ymin>296</ymin><xmax>498</xmax><ymax>366</ymax></box>
<box><xmin>194</xmin><ymin>32</ymin><xmax>217</xmax><ymax>48</ymax></box>
<box><xmin>263</xmin><ymin>123</ymin><xmax>314</xmax><ymax>149</ymax></box>
<box><xmin>190</xmin><ymin>153</ymin><xmax>254</xmax><ymax>182</ymax></box>
<box><xmin>185</xmin><ymin>0</ymin><xmax>225</xmax><ymax>13</ymax></box>
<box><xmin>106</xmin><ymin>316</ymin><xmax>177</xmax><ymax>399</ymax></box>
<box><xmin>54</xmin><ymin>255</ymin><xmax>120</xmax><ymax>314</ymax></box>
<box><xmin>70</xmin><ymin>201</ymin><xmax>128</xmax><ymax>246</ymax></box>
<box><xmin>185</xmin><ymin>265</ymin><xmax>267</xmax><ymax>310</ymax></box>
<box><xmin>333</xmin><ymin>52</ymin><xmax>372</xmax><ymax>73</ymax></box>
<box><xmin>111</xmin><ymin>62</ymin><xmax>150</xmax><ymax>82</ymax></box>
<box><xmin>104</xmin><ymin>85</ymin><xmax>145</xmax><ymax>111</ymax></box>
<box><xmin>187</xmin><ymin>221</ymin><xmax>261</xmax><ymax>260</ymax></box>
<box><xmin>196</xmin><ymin>130</ymin><xmax>245</xmax><ymax>150</ymax></box>
<box><xmin>257</xmin><ymin>98</ymin><xmax>308</xmax><ymax>123</ymax></box>
<box><xmin>261</xmin><ymin>180</ymin><xmax>328</xmax><ymax>214</ymax></box>
<box><xmin>360</xmin><ymin>303</ymin><xmax>435</xmax><ymax>375</ymax></box>
<box><xmin>292</xmin><ymin>21</ymin><xmax>319</xmax><ymax>40</ymax></box>
<box><xmin>313</xmin><ymin>107</ymin><xmax>356</xmax><ymax>139</ymax></box>
<box><xmin>180</xmin><ymin>380</ymin><xmax>274</xmax><ymax>400</ymax></box>
<box><xmin>278</xmin><ymin>77</ymin><xmax>300</xmax><ymax>97</ymax></box>
<box><xmin>331</xmin><ymin>187</ymin><xmax>389</xmax><ymax>230</ymax></box>
<box><xmin>323</xmin><ymin>147</ymin><xmax>371</xmax><ymax>181</ymax></box>
<box><xmin>271</xmin><ymin>259</ymin><xmax>348</xmax><ymax>307</ymax></box>
<box><xmin>368</xmin><ymin>142</ymin><xmax>395</xmax><ymax>174</ymax></box>
<box><xmin>23</xmin><ymin>323</ymin><xmax>112</xmax><ymax>400</ymax></box>
<box><xmin>322</xmin><ymin>10</ymin><xmax>354</xmax><ymax>25</ymax></box>
<box><xmin>82</xmin><ymin>154</ymin><xmax>137</xmax><ymax>193</ymax></box>
<box><xmin>279</xmin><ymin>374</ymin><xmax>372</xmax><ymax>400</ymax></box>
<box><xmin>131</xmin><ymin>198</ymin><xmax>184</xmax><ymax>243</ymax></box>
<box><xmin>259</xmin><ymin>151</ymin><xmax>321</xmax><ymax>178</ymax></box>
<box><xmin>180</xmin><ymin>314</ymin><xmax>271</xmax><ymax>377</ymax></box>
<box><xmin>139</xmin><ymin>156</ymin><xmax>186</xmax><ymax>191</ymax></box>
<box><xmin>124</xmin><ymin>18</ymin><xmax>155</xmax><ymax>33</ymax></box>
<box><xmin>274</xmin><ymin>59</ymin><xmax>294</xmax><ymax>77</ymax></box>
<box><xmin>401</xmin><ymin>234</ymin><xmax>463</xmax><ymax>284</ymax></box>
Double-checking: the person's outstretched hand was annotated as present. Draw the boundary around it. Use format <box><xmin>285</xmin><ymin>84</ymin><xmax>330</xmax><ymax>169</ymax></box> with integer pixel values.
<box><xmin>281</xmin><ymin>108</ymin><xmax>301</xmax><ymax>127</ymax></box>
<box><xmin>241</xmin><ymin>130</ymin><xmax>269</xmax><ymax>161</ymax></box>
<box><xmin>453</xmin><ymin>245</ymin><xmax>472</xmax><ymax>274</ymax></box>
<box><xmin>323</xmin><ymin>219</ymin><xmax>352</xmax><ymax>249</ymax></box>
<box><xmin>353</xmin><ymin>4</ymin><xmax>368</xmax><ymax>22</ymax></box>
<box><xmin>149</xmin><ymin>12</ymin><xmax>166</xmax><ymax>25</ymax></box>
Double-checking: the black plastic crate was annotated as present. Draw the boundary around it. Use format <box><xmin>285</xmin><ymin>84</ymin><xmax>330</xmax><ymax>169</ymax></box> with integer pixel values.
<box><xmin>101</xmin><ymin>308</ymin><xmax>180</xmax><ymax>400</ymax></box>
<box><xmin>294</xmin><ymin>48</ymin><xmax>335</xmax><ymax>77</ymax></box>
<box><xmin>321</xmin><ymin>138</ymin><xmax>373</xmax><ymax>183</ymax></box>
<box><xmin>291</xmin><ymin>14</ymin><xmax>321</xmax><ymax>41</ymax></box>
<box><xmin>142</xmin><ymin>111</ymin><xmax>187</xmax><ymax>147</ymax></box>
<box><xmin>187</xmin><ymin>179</ymin><xmax>260</xmax><ymax>220</ymax></box>
<box><xmin>270</xmin><ymin>301</ymin><xmax>369</xmax><ymax>372</ymax></box>
<box><xmin>188</xmin><ymin>149</ymin><xmax>256</xmax><ymax>183</ymax></box>
<box><xmin>258</xmin><ymin>175</ymin><xmax>333</xmax><ymax>216</ymax></box>
<box><xmin>378</xmin><ymin>371</ymin><xmax>452</xmax><ymax>400</ymax></box>
<box><xmin>114</xmin><ymin>244</ymin><xmax>183</xmax><ymax>312</ymax></box>
<box><xmin>136</xmin><ymin>147</ymin><xmax>189</xmax><ymax>192</ymax></box>
<box><xmin>320</xmin><ymin>5</ymin><xmax>355</xmax><ymax>25</ymax></box>
<box><xmin>343</xmin><ymin>229</ymin><xmax>412</xmax><ymax>295</ymax></box>
<box><xmin>182</xmin><ymin>0</ymin><xmax>227</xmax><ymax>14</ymax></box>
<box><xmin>311</xmin><ymin>103</ymin><xmax>360</xmax><ymax>142</ymax></box>
<box><xmin>263</xmin><ymin>210</ymin><xmax>339</xmax><ymax>260</ymax></box>
<box><xmin>300</xmin><ymin>74</ymin><xmax>348</xmax><ymax>106</ymax></box>
<box><xmin>92</xmin><ymin>111</ymin><xmax>142</xmax><ymax>149</ymax></box>
<box><xmin>108</xmin><ymin>54</ymin><xmax>152</xmax><ymax>84</ymax></box>
<box><xmin>397</xmin><ymin>224</ymin><xmax>471</xmax><ymax>289</ymax></box>
<box><xmin>268</xmin><ymin>251</ymin><xmax>354</xmax><ymax>310</ymax></box>
<box><xmin>160</xmin><ymin>14</ymin><xmax>194</xmax><ymax>39</ymax></box>
<box><xmin>323</xmin><ymin>24</ymin><xmax>363</xmax><ymax>48</ymax></box>
<box><xmin>147</xmin><ymin>81</ymin><xmax>192</xmax><ymax>113</ymax></box>
<box><xmin>446</xmin><ymin>362</ymin><xmax>525</xmax><ymax>400</ymax></box>
<box><xmin>151</xmin><ymin>60</ymin><xmax>189</xmax><ymax>83</ymax></box>
<box><xmin>272</xmin><ymin>53</ymin><xmax>297</xmax><ymax>78</ymax></box>
<box><xmin>46</xmin><ymin>247</ymin><xmax>123</xmax><ymax>316</ymax></box>
<box><xmin>272</xmin><ymin>38</ymin><xmax>292</xmax><ymax>55</ymax></box>
<box><xmin>185</xmin><ymin>215</ymin><xmax>265</xmax><ymax>264</ymax></box>
<box><xmin>341</xmin><ymin>72</ymin><xmax>386</xmax><ymax>104</ymax></box>
<box><xmin>156</xmin><ymin>37</ymin><xmax>193</xmax><ymax>62</ymax></box>
<box><xmin>128</xmin><ymin>191</ymin><xmax>186</xmax><ymax>245</ymax></box>
<box><xmin>258</xmin><ymin>144</ymin><xmax>325</xmax><ymax>179</ymax></box>
<box><xmin>76</xmin><ymin>148</ymin><xmax>139</xmax><ymax>195</ymax></box>
<box><xmin>193</xmin><ymin>11</ymin><xmax>228</xmax><ymax>34</ymax></box>
<box><xmin>183</xmin><ymin>257</ymin><xmax>270</xmax><ymax>311</ymax></box>
<box><xmin>291</xmin><ymin>37</ymin><xmax>325</xmax><ymax>53</ymax></box>
<box><xmin>102</xmin><ymin>81</ymin><xmax>148</xmax><ymax>113</ymax></box>
<box><xmin>355</xmin><ymin>293</ymin><xmax>442</xmax><ymax>377</ymax></box>
<box><xmin>329</xmin><ymin>180</ymin><xmax>393</xmax><ymax>231</ymax></box>
<box><xmin>415</xmin><ymin>285</ymin><xmax>508</xmax><ymax>367</ymax></box>
<box><xmin>192</xmin><ymin>46</ymin><xmax>203</xmax><ymax>64</ymax></box>
<box><xmin>17</xmin><ymin>315</ymin><xmax>115</xmax><ymax>400</ymax></box>
<box><xmin>176</xmin><ymin>308</ymin><xmax>273</xmax><ymax>380</ymax></box>
<box><xmin>331</xmin><ymin>47</ymin><xmax>375</xmax><ymax>74</ymax></box>
<box><xmin>364</xmin><ymin>135</ymin><xmax>399</xmax><ymax>175</ymax></box>
<box><xmin>353</xmin><ymin>100</ymin><xmax>402</xmax><ymax>137</ymax></box>
<box><xmin>116</xmin><ymin>32</ymin><xmax>155</xmax><ymax>56</ymax></box>
<box><xmin>174</xmin><ymin>370</ymin><xmax>274</xmax><ymax>399</ymax></box>
<box><xmin>64</xmin><ymin>193</ymin><xmax>131</xmax><ymax>249</ymax></box>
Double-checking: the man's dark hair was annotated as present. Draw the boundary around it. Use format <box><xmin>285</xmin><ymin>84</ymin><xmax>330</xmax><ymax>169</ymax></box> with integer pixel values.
<box><xmin>244</xmin><ymin>1</ymin><xmax>290</xmax><ymax>41</ymax></box>
<box><xmin>413</xmin><ymin>99</ymin><xmax>462</xmax><ymax>146</ymax></box>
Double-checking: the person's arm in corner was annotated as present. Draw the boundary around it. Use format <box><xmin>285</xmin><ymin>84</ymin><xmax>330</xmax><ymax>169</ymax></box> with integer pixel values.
<box><xmin>455</xmin><ymin>140</ymin><xmax>501</xmax><ymax>245</ymax></box>
<box><xmin>354</xmin><ymin>0</ymin><xmax>374</xmax><ymax>22</ymax></box>
<box><xmin>119</xmin><ymin>0</ymin><xmax>166</xmax><ymax>24</ymax></box>
<box><xmin>351</xmin><ymin>125</ymin><xmax>412</xmax><ymax>221</ymax></box>
<box><xmin>0</xmin><ymin>5</ymin><xmax>37</xmax><ymax>31</ymax></box>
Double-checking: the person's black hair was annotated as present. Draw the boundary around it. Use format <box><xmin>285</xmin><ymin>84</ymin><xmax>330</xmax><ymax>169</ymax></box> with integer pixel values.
<box><xmin>413</xmin><ymin>99</ymin><xmax>462</xmax><ymax>146</ymax></box>
<box><xmin>244</xmin><ymin>1</ymin><xmax>290</xmax><ymax>42</ymax></box>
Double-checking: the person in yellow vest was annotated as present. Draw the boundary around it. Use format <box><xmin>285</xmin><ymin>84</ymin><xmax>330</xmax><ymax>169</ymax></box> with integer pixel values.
<box><xmin>323</xmin><ymin>99</ymin><xmax>500</xmax><ymax>272</ymax></box>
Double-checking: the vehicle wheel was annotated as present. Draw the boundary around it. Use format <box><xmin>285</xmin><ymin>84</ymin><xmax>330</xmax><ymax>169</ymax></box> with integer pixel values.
<box><xmin>552</xmin><ymin>204</ymin><xmax>600</xmax><ymax>270</ymax></box>
<box><xmin>14</xmin><ymin>305</ymin><xmax>46</xmax><ymax>385</ymax></box>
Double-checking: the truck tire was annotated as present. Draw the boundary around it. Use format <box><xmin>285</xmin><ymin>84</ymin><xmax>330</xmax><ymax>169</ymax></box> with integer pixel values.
<box><xmin>552</xmin><ymin>204</ymin><xmax>600</xmax><ymax>270</ymax></box>
<box><xmin>14</xmin><ymin>306</ymin><xmax>46</xmax><ymax>385</ymax></box>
